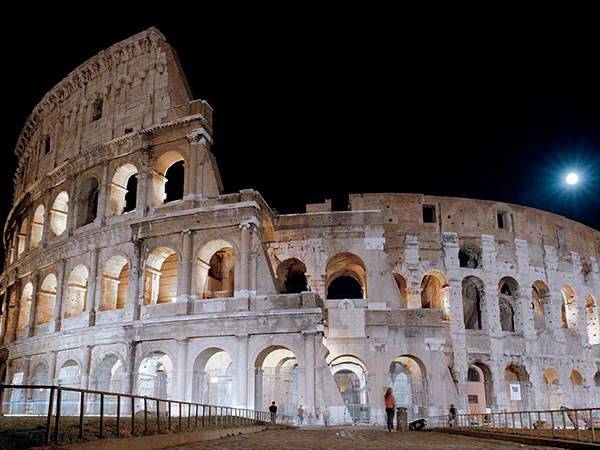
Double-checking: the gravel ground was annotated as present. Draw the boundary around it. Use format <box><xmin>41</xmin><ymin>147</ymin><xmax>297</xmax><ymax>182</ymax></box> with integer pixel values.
<box><xmin>169</xmin><ymin>427</ymin><xmax>564</xmax><ymax>450</ymax></box>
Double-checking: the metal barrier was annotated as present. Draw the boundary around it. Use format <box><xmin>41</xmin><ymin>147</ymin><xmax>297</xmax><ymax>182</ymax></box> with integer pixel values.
<box><xmin>0</xmin><ymin>384</ymin><xmax>293</xmax><ymax>446</ymax></box>
<box><xmin>428</xmin><ymin>407</ymin><xmax>600</xmax><ymax>444</ymax></box>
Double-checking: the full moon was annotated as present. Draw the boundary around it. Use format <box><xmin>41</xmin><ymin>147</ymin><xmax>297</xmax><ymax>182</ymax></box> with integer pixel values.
<box><xmin>566</xmin><ymin>173</ymin><xmax>579</xmax><ymax>185</ymax></box>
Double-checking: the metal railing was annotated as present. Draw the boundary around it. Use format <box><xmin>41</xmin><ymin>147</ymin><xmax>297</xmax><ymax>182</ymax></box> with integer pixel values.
<box><xmin>428</xmin><ymin>407</ymin><xmax>600</xmax><ymax>444</ymax></box>
<box><xmin>0</xmin><ymin>384</ymin><xmax>293</xmax><ymax>446</ymax></box>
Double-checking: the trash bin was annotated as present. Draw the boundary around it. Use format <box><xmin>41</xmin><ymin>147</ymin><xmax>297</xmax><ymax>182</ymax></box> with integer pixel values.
<box><xmin>396</xmin><ymin>407</ymin><xmax>408</xmax><ymax>431</ymax></box>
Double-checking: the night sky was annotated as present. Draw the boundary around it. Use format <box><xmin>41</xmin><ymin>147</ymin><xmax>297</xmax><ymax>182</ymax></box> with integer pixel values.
<box><xmin>2</xmin><ymin>19</ymin><xmax>599</xmax><ymax>264</ymax></box>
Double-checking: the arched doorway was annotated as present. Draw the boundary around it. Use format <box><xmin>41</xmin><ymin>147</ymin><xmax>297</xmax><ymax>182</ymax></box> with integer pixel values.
<box><xmin>100</xmin><ymin>255</ymin><xmax>129</xmax><ymax>310</ymax></box>
<box><xmin>276</xmin><ymin>258</ymin><xmax>308</xmax><ymax>294</ymax></box>
<box><xmin>254</xmin><ymin>346</ymin><xmax>299</xmax><ymax>417</ymax></box>
<box><xmin>92</xmin><ymin>354</ymin><xmax>125</xmax><ymax>414</ymax></box>
<box><xmin>541</xmin><ymin>368</ymin><xmax>561</xmax><ymax>410</ymax></box>
<box><xmin>30</xmin><ymin>364</ymin><xmax>48</xmax><ymax>415</ymax></box>
<box><xmin>192</xmin><ymin>348</ymin><xmax>235</xmax><ymax>406</ymax></box>
<box><xmin>467</xmin><ymin>364</ymin><xmax>492</xmax><ymax>414</ymax></box>
<box><xmin>498</xmin><ymin>278</ymin><xmax>519</xmax><ymax>332</ymax></box>
<box><xmin>58</xmin><ymin>360</ymin><xmax>81</xmax><ymax>415</ymax></box>
<box><xmin>560</xmin><ymin>285</ymin><xmax>578</xmax><ymax>329</ymax></box>
<box><xmin>389</xmin><ymin>356</ymin><xmax>427</xmax><ymax>421</ymax></box>
<box><xmin>421</xmin><ymin>271</ymin><xmax>450</xmax><ymax>320</ymax></box>
<box><xmin>569</xmin><ymin>370</ymin><xmax>585</xmax><ymax>408</ymax></box>
<box><xmin>197</xmin><ymin>240</ymin><xmax>235</xmax><ymax>299</ymax></box>
<box><xmin>532</xmin><ymin>281</ymin><xmax>550</xmax><ymax>331</ymax></box>
<box><xmin>137</xmin><ymin>352</ymin><xmax>173</xmax><ymax>400</ymax></box>
<box><xmin>462</xmin><ymin>276</ymin><xmax>484</xmax><ymax>330</ymax></box>
<box><xmin>329</xmin><ymin>355</ymin><xmax>369</xmax><ymax>422</ymax></box>
<box><xmin>144</xmin><ymin>247</ymin><xmax>178</xmax><ymax>304</ymax></box>
<box><xmin>504</xmin><ymin>364</ymin><xmax>529</xmax><ymax>412</ymax></box>
<box><xmin>325</xmin><ymin>253</ymin><xmax>366</xmax><ymax>300</ymax></box>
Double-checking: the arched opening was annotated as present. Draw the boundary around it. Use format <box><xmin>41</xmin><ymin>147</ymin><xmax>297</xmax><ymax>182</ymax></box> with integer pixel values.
<box><xmin>144</xmin><ymin>247</ymin><xmax>178</xmax><ymax>304</ymax></box>
<box><xmin>58</xmin><ymin>360</ymin><xmax>81</xmax><ymax>415</ymax></box>
<box><xmin>92</xmin><ymin>354</ymin><xmax>125</xmax><ymax>414</ymax></box>
<box><xmin>192</xmin><ymin>348</ymin><xmax>235</xmax><ymax>406</ymax></box>
<box><xmin>100</xmin><ymin>255</ymin><xmax>129</xmax><ymax>311</ymax></box>
<box><xmin>325</xmin><ymin>253</ymin><xmax>366</xmax><ymax>300</ymax></box>
<box><xmin>541</xmin><ymin>368</ymin><xmax>561</xmax><ymax>410</ymax></box>
<box><xmin>421</xmin><ymin>271</ymin><xmax>449</xmax><ymax>319</ymax></box>
<box><xmin>459</xmin><ymin>246</ymin><xmax>480</xmax><ymax>269</ymax></box>
<box><xmin>393</xmin><ymin>272</ymin><xmax>408</xmax><ymax>308</ymax></box>
<box><xmin>560</xmin><ymin>285</ymin><xmax>578</xmax><ymax>329</ymax></box>
<box><xmin>17</xmin><ymin>219</ymin><xmax>28</xmax><ymax>257</ymax></box>
<box><xmin>586</xmin><ymin>294</ymin><xmax>600</xmax><ymax>345</ymax></box>
<box><xmin>65</xmin><ymin>265</ymin><xmax>89</xmax><ymax>318</ymax></box>
<box><xmin>593</xmin><ymin>371</ymin><xmax>600</xmax><ymax>406</ymax></box>
<box><xmin>569</xmin><ymin>370</ymin><xmax>585</xmax><ymax>408</ymax></box>
<box><xmin>137</xmin><ymin>352</ymin><xmax>173</xmax><ymax>399</ymax></box>
<box><xmin>153</xmin><ymin>151</ymin><xmax>185</xmax><ymax>205</ymax></box>
<box><xmin>50</xmin><ymin>191</ymin><xmax>69</xmax><ymax>237</ymax></box>
<box><xmin>467</xmin><ymin>364</ymin><xmax>491</xmax><ymax>414</ymax></box>
<box><xmin>30</xmin><ymin>205</ymin><xmax>45</xmax><ymax>249</ymax></box>
<box><xmin>254</xmin><ymin>346</ymin><xmax>299</xmax><ymax>417</ymax></box>
<box><xmin>462</xmin><ymin>276</ymin><xmax>484</xmax><ymax>330</ymax></box>
<box><xmin>17</xmin><ymin>282</ymin><xmax>33</xmax><ymax>331</ymax></box>
<box><xmin>388</xmin><ymin>356</ymin><xmax>428</xmax><ymax>421</ymax></box>
<box><xmin>498</xmin><ymin>277</ymin><xmax>518</xmax><ymax>332</ymax></box>
<box><xmin>37</xmin><ymin>274</ymin><xmax>57</xmax><ymax>324</ymax></box>
<box><xmin>329</xmin><ymin>355</ymin><xmax>369</xmax><ymax>422</ymax></box>
<box><xmin>76</xmin><ymin>177</ymin><xmax>99</xmax><ymax>227</ymax></box>
<box><xmin>504</xmin><ymin>364</ymin><xmax>529</xmax><ymax>412</ymax></box>
<box><xmin>276</xmin><ymin>258</ymin><xmax>308</xmax><ymax>294</ymax></box>
<box><xmin>197</xmin><ymin>240</ymin><xmax>235</xmax><ymax>299</ymax></box>
<box><xmin>8</xmin><ymin>371</ymin><xmax>25</xmax><ymax>414</ymax></box>
<box><xmin>30</xmin><ymin>364</ymin><xmax>49</xmax><ymax>415</ymax></box>
<box><xmin>532</xmin><ymin>280</ymin><xmax>550</xmax><ymax>331</ymax></box>
<box><xmin>109</xmin><ymin>164</ymin><xmax>138</xmax><ymax>216</ymax></box>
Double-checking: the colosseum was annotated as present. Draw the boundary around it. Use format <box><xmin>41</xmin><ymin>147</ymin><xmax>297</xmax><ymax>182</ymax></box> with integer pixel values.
<box><xmin>0</xmin><ymin>27</ymin><xmax>599</xmax><ymax>425</ymax></box>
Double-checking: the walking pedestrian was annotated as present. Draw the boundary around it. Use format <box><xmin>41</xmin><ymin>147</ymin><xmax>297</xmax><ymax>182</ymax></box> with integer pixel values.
<box><xmin>269</xmin><ymin>401</ymin><xmax>277</xmax><ymax>424</ymax></box>
<box><xmin>297</xmin><ymin>405</ymin><xmax>304</xmax><ymax>425</ymax></box>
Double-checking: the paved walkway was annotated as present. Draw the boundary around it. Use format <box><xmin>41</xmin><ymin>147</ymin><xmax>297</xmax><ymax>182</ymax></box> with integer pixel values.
<box><xmin>168</xmin><ymin>427</ymin><xmax>562</xmax><ymax>449</ymax></box>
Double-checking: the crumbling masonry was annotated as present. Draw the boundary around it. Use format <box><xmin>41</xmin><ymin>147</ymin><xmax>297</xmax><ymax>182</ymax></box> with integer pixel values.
<box><xmin>1</xmin><ymin>28</ymin><xmax>599</xmax><ymax>425</ymax></box>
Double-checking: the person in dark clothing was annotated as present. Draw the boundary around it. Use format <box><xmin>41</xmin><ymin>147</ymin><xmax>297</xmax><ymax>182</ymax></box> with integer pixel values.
<box><xmin>269</xmin><ymin>401</ymin><xmax>277</xmax><ymax>423</ymax></box>
<box><xmin>449</xmin><ymin>404</ymin><xmax>457</xmax><ymax>427</ymax></box>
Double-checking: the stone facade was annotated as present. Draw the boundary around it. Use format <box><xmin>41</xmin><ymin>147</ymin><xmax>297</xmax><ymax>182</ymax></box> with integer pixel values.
<box><xmin>1</xmin><ymin>28</ymin><xmax>599</xmax><ymax>425</ymax></box>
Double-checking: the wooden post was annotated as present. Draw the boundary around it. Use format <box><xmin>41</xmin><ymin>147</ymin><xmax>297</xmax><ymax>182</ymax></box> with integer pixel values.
<box><xmin>45</xmin><ymin>387</ymin><xmax>55</xmax><ymax>446</ymax></box>
<box><xmin>54</xmin><ymin>389</ymin><xmax>62</xmax><ymax>445</ymax></box>
<box><xmin>79</xmin><ymin>391</ymin><xmax>85</xmax><ymax>439</ymax></box>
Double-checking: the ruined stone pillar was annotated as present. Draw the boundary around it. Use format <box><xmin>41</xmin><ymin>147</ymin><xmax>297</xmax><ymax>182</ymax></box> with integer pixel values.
<box><xmin>178</xmin><ymin>230</ymin><xmax>193</xmax><ymax>301</ymax></box>
<box><xmin>0</xmin><ymin>292</ymin><xmax>9</xmax><ymax>344</ymax></box>
<box><xmin>406</xmin><ymin>288</ymin><xmax>422</xmax><ymax>309</ymax></box>
<box><xmin>136</xmin><ymin>157</ymin><xmax>152</xmax><ymax>217</ymax></box>
<box><xmin>186</xmin><ymin>128</ymin><xmax>212</xmax><ymax>197</ymax></box>
<box><xmin>128</xmin><ymin>239</ymin><xmax>143</xmax><ymax>320</ymax></box>
<box><xmin>482</xmin><ymin>282</ymin><xmax>501</xmax><ymax>336</ymax></box>
<box><xmin>237</xmin><ymin>334</ymin><xmax>249</xmax><ymax>408</ymax></box>
<box><xmin>66</xmin><ymin>180</ymin><xmax>78</xmax><ymax>236</ymax></box>
<box><xmin>239</xmin><ymin>222</ymin><xmax>251</xmax><ymax>295</ymax></box>
<box><xmin>124</xmin><ymin>342</ymin><xmax>138</xmax><ymax>397</ymax></box>
<box><xmin>40</xmin><ymin>193</ymin><xmax>53</xmax><ymax>248</ymax></box>
<box><xmin>51</xmin><ymin>259</ymin><xmax>67</xmax><ymax>333</ymax></box>
<box><xmin>95</xmin><ymin>162</ymin><xmax>110</xmax><ymax>225</ymax></box>
<box><xmin>26</xmin><ymin>273</ymin><xmax>39</xmax><ymax>338</ymax></box>
<box><xmin>517</xmin><ymin>287</ymin><xmax>536</xmax><ymax>338</ymax></box>
<box><xmin>304</xmin><ymin>332</ymin><xmax>316</xmax><ymax>416</ymax></box>
<box><xmin>87</xmin><ymin>249</ymin><xmax>100</xmax><ymax>326</ymax></box>
<box><xmin>176</xmin><ymin>338</ymin><xmax>189</xmax><ymax>401</ymax></box>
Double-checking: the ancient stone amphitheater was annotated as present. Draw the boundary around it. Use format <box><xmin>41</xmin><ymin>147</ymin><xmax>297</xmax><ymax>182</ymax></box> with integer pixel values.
<box><xmin>1</xmin><ymin>27</ymin><xmax>599</xmax><ymax>425</ymax></box>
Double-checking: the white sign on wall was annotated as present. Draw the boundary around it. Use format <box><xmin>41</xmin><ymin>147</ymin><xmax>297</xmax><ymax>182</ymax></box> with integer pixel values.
<box><xmin>509</xmin><ymin>383</ymin><xmax>521</xmax><ymax>401</ymax></box>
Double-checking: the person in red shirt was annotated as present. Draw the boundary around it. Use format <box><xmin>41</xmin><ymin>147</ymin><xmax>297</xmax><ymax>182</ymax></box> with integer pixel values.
<box><xmin>384</xmin><ymin>387</ymin><xmax>395</xmax><ymax>432</ymax></box>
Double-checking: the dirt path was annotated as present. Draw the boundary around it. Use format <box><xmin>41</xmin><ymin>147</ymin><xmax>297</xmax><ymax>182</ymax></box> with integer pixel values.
<box><xmin>168</xmin><ymin>427</ymin><xmax>563</xmax><ymax>450</ymax></box>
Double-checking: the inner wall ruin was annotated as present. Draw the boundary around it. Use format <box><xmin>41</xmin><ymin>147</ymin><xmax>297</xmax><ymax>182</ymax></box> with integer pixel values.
<box><xmin>1</xmin><ymin>27</ymin><xmax>599</xmax><ymax>425</ymax></box>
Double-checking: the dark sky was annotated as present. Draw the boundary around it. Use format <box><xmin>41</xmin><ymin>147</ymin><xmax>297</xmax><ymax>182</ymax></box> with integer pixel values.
<box><xmin>2</xmin><ymin>18</ymin><xmax>599</xmax><ymax>258</ymax></box>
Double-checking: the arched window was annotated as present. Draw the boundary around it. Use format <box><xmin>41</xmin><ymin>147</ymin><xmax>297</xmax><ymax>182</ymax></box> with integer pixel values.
<box><xmin>531</xmin><ymin>280</ymin><xmax>549</xmax><ymax>331</ymax></box>
<box><xmin>37</xmin><ymin>274</ymin><xmax>57</xmax><ymax>324</ymax></box>
<box><xmin>421</xmin><ymin>271</ymin><xmax>449</xmax><ymax>319</ymax></box>
<box><xmin>100</xmin><ymin>255</ymin><xmax>130</xmax><ymax>310</ymax></box>
<box><xmin>65</xmin><ymin>265</ymin><xmax>89</xmax><ymax>318</ymax></box>
<box><xmin>389</xmin><ymin>356</ymin><xmax>428</xmax><ymax>421</ymax></box>
<box><xmin>109</xmin><ymin>164</ymin><xmax>138</xmax><ymax>216</ymax></box>
<box><xmin>144</xmin><ymin>247</ymin><xmax>178</xmax><ymax>304</ymax></box>
<box><xmin>325</xmin><ymin>253</ymin><xmax>366</xmax><ymax>300</ymax></box>
<box><xmin>586</xmin><ymin>294</ymin><xmax>600</xmax><ymax>345</ymax></box>
<box><xmin>504</xmin><ymin>364</ymin><xmax>529</xmax><ymax>411</ymax></box>
<box><xmin>462</xmin><ymin>276</ymin><xmax>484</xmax><ymax>330</ymax></box>
<box><xmin>50</xmin><ymin>191</ymin><xmax>69</xmax><ymax>237</ymax></box>
<box><xmin>192</xmin><ymin>348</ymin><xmax>235</xmax><ymax>405</ymax></box>
<box><xmin>561</xmin><ymin>285</ymin><xmax>578</xmax><ymax>329</ymax></box>
<box><xmin>276</xmin><ymin>258</ymin><xmax>308</xmax><ymax>294</ymax></box>
<box><xmin>329</xmin><ymin>355</ymin><xmax>369</xmax><ymax>422</ymax></box>
<box><xmin>17</xmin><ymin>219</ymin><xmax>28</xmax><ymax>257</ymax></box>
<box><xmin>76</xmin><ymin>178</ymin><xmax>99</xmax><ymax>227</ymax></box>
<box><xmin>541</xmin><ymin>368</ymin><xmax>561</xmax><ymax>410</ymax></box>
<box><xmin>459</xmin><ymin>245</ymin><xmax>480</xmax><ymax>268</ymax></box>
<box><xmin>153</xmin><ymin>151</ymin><xmax>185</xmax><ymax>205</ymax></box>
<box><xmin>197</xmin><ymin>240</ymin><xmax>235</xmax><ymax>299</ymax></box>
<box><xmin>30</xmin><ymin>205</ymin><xmax>45</xmax><ymax>249</ymax></box>
<box><xmin>498</xmin><ymin>277</ymin><xmax>518</xmax><ymax>332</ymax></box>
<box><xmin>393</xmin><ymin>272</ymin><xmax>408</xmax><ymax>307</ymax></box>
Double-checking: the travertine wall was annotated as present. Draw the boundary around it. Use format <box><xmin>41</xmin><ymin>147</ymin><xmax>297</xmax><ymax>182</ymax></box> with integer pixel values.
<box><xmin>0</xmin><ymin>28</ymin><xmax>599</xmax><ymax>425</ymax></box>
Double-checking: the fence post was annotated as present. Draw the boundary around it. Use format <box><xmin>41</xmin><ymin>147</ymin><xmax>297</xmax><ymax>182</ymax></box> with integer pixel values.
<box><xmin>116</xmin><ymin>395</ymin><xmax>121</xmax><ymax>437</ymax></box>
<box><xmin>144</xmin><ymin>397</ymin><xmax>148</xmax><ymax>434</ymax></box>
<box><xmin>156</xmin><ymin>399</ymin><xmax>160</xmax><ymax>433</ymax></box>
<box><xmin>195</xmin><ymin>404</ymin><xmax>199</xmax><ymax>428</ymax></box>
<box><xmin>54</xmin><ymin>388</ymin><xmax>62</xmax><ymax>445</ymax></box>
<box><xmin>179</xmin><ymin>402</ymin><xmax>182</xmax><ymax>431</ymax></box>
<box><xmin>168</xmin><ymin>401</ymin><xmax>172</xmax><ymax>431</ymax></box>
<box><xmin>45</xmin><ymin>387</ymin><xmax>55</xmax><ymax>446</ymax></box>
<box><xmin>131</xmin><ymin>396</ymin><xmax>135</xmax><ymax>436</ymax></box>
<box><xmin>99</xmin><ymin>393</ymin><xmax>104</xmax><ymax>438</ymax></box>
<box><xmin>562</xmin><ymin>410</ymin><xmax>567</xmax><ymax>439</ymax></box>
<box><xmin>590</xmin><ymin>409</ymin><xmax>595</xmax><ymax>443</ymax></box>
<box><xmin>575</xmin><ymin>409</ymin><xmax>580</xmax><ymax>441</ymax></box>
<box><xmin>188</xmin><ymin>403</ymin><xmax>191</xmax><ymax>430</ymax></box>
<box><xmin>80</xmin><ymin>392</ymin><xmax>87</xmax><ymax>439</ymax></box>
<box><xmin>551</xmin><ymin>410</ymin><xmax>555</xmax><ymax>438</ymax></box>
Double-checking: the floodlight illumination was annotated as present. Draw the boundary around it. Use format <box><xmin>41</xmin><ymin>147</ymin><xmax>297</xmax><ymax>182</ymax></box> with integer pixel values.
<box><xmin>566</xmin><ymin>173</ymin><xmax>579</xmax><ymax>185</ymax></box>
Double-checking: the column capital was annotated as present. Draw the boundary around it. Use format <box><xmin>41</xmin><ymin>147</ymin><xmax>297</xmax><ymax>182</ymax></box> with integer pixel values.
<box><xmin>186</xmin><ymin>128</ymin><xmax>213</xmax><ymax>145</ymax></box>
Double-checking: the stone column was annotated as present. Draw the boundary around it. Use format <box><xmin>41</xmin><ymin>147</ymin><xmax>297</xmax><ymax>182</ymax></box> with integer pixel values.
<box><xmin>24</xmin><ymin>208</ymin><xmax>33</xmax><ymax>254</ymax></box>
<box><xmin>0</xmin><ymin>292</ymin><xmax>9</xmax><ymax>343</ymax></box>
<box><xmin>186</xmin><ymin>128</ymin><xmax>212</xmax><ymax>198</ymax></box>
<box><xmin>176</xmin><ymin>339</ymin><xmax>189</xmax><ymax>401</ymax></box>
<box><xmin>304</xmin><ymin>332</ymin><xmax>316</xmax><ymax>416</ymax></box>
<box><xmin>128</xmin><ymin>239</ymin><xmax>143</xmax><ymax>321</ymax></box>
<box><xmin>136</xmin><ymin>153</ymin><xmax>152</xmax><ymax>217</ymax></box>
<box><xmin>41</xmin><ymin>193</ymin><xmax>53</xmax><ymax>248</ymax></box>
<box><xmin>124</xmin><ymin>342</ymin><xmax>138</xmax><ymax>396</ymax></box>
<box><xmin>178</xmin><ymin>230</ymin><xmax>194</xmax><ymax>302</ymax></box>
<box><xmin>406</xmin><ymin>288</ymin><xmax>422</xmax><ymax>309</ymax></box>
<box><xmin>239</xmin><ymin>222</ymin><xmax>251</xmax><ymax>295</ymax></box>
<box><xmin>482</xmin><ymin>281</ymin><xmax>501</xmax><ymax>336</ymax></box>
<box><xmin>237</xmin><ymin>334</ymin><xmax>249</xmax><ymax>408</ymax></box>
<box><xmin>66</xmin><ymin>180</ymin><xmax>78</xmax><ymax>236</ymax></box>
<box><xmin>26</xmin><ymin>273</ymin><xmax>39</xmax><ymax>338</ymax></box>
<box><xmin>51</xmin><ymin>259</ymin><xmax>67</xmax><ymax>333</ymax></box>
<box><xmin>88</xmin><ymin>249</ymin><xmax>100</xmax><ymax>326</ymax></box>
<box><xmin>95</xmin><ymin>162</ymin><xmax>110</xmax><ymax>225</ymax></box>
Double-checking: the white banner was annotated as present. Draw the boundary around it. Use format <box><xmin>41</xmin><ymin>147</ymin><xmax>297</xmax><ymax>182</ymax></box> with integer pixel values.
<box><xmin>510</xmin><ymin>383</ymin><xmax>521</xmax><ymax>401</ymax></box>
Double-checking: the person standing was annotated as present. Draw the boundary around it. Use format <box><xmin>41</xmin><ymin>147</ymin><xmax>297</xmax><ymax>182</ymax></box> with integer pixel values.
<box><xmin>449</xmin><ymin>404</ymin><xmax>457</xmax><ymax>427</ymax></box>
<box><xmin>269</xmin><ymin>401</ymin><xmax>277</xmax><ymax>424</ymax></box>
<box><xmin>384</xmin><ymin>387</ymin><xmax>395</xmax><ymax>432</ymax></box>
<box><xmin>297</xmin><ymin>405</ymin><xmax>304</xmax><ymax>425</ymax></box>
